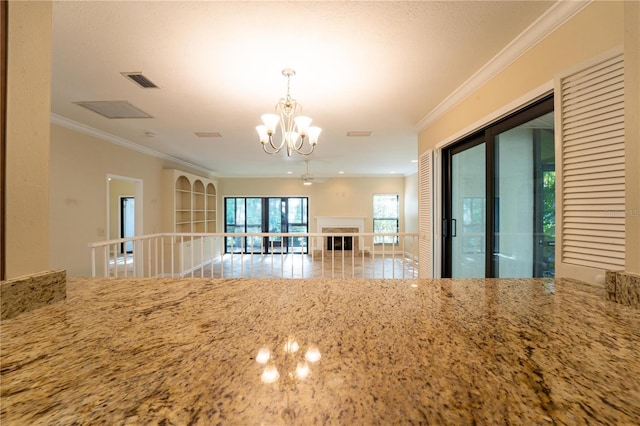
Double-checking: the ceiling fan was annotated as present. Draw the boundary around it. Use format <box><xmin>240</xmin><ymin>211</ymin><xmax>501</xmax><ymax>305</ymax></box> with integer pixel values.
<box><xmin>301</xmin><ymin>159</ymin><xmax>327</xmax><ymax>186</ymax></box>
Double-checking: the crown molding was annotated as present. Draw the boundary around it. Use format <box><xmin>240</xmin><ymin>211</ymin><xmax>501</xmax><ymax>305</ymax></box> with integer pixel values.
<box><xmin>415</xmin><ymin>0</ymin><xmax>591</xmax><ymax>133</ymax></box>
<box><xmin>50</xmin><ymin>114</ymin><xmax>218</xmax><ymax>178</ymax></box>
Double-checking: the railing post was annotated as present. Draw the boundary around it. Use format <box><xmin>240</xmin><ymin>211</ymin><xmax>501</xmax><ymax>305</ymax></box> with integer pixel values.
<box><xmin>88</xmin><ymin>231</ymin><xmax>419</xmax><ymax>281</ymax></box>
<box><xmin>90</xmin><ymin>246</ymin><xmax>96</xmax><ymax>278</ymax></box>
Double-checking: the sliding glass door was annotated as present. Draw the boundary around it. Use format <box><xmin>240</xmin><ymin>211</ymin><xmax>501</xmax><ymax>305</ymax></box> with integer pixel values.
<box><xmin>442</xmin><ymin>137</ymin><xmax>486</xmax><ymax>278</ymax></box>
<box><xmin>225</xmin><ymin>197</ymin><xmax>309</xmax><ymax>254</ymax></box>
<box><xmin>442</xmin><ymin>96</ymin><xmax>554</xmax><ymax>278</ymax></box>
<box><xmin>493</xmin><ymin>110</ymin><xmax>555</xmax><ymax>277</ymax></box>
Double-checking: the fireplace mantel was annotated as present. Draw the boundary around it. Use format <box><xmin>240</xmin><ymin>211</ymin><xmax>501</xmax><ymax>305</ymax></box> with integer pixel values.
<box><xmin>315</xmin><ymin>216</ymin><xmax>366</xmax><ymax>233</ymax></box>
<box><xmin>314</xmin><ymin>216</ymin><xmax>367</xmax><ymax>253</ymax></box>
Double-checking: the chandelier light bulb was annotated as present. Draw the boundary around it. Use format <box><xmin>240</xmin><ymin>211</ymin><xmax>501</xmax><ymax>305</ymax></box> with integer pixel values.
<box><xmin>307</xmin><ymin>126</ymin><xmax>322</xmax><ymax>146</ymax></box>
<box><xmin>256</xmin><ymin>126</ymin><xmax>269</xmax><ymax>144</ymax></box>
<box><xmin>261</xmin><ymin>114</ymin><xmax>280</xmax><ymax>134</ymax></box>
<box><xmin>286</xmin><ymin>131</ymin><xmax>299</xmax><ymax>146</ymax></box>
<box><xmin>294</xmin><ymin>116</ymin><xmax>312</xmax><ymax>136</ymax></box>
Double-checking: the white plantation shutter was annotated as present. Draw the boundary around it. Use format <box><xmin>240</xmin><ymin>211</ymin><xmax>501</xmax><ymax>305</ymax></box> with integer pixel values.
<box><xmin>419</xmin><ymin>150</ymin><xmax>434</xmax><ymax>278</ymax></box>
<box><xmin>559</xmin><ymin>53</ymin><xmax>625</xmax><ymax>270</ymax></box>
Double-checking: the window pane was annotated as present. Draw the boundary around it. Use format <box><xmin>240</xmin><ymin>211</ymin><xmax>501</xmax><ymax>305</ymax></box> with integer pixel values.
<box><xmin>246</xmin><ymin>198</ymin><xmax>262</xmax><ymax>226</ymax></box>
<box><xmin>268</xmin><ymin>198</ymin><xmax>282</xmax><ymax>233</ymax></box>
<box><xmin>374</xmin><ymin>219</ymin><xmax>398</xmax><ymax>244</ymax></box>
<box><xmin>287</xmin><ymin>198</ymin><xmax>300</xmax><ymax>223</ymax></box>
<box><xmin>374</xmin><ymin>219</ymin><xmax>397</xmax><ymax>233</ymax></box>
<box><xmin>373</xmin><ymin>194</ymin><xmax>399</xmax><ymax>219</ymax></box>
<box><xmin>225</xmin><ymin>198</ymin><xmax>236</xmax><ymax>225</ymax></box>
<box><xmin>494</xmin><ymin>112</ymin><xmax>555</xmax><ymax>278</ymax></box>
<box><xmin>373</xmin><ymin>194</ymin><xmax>399</xmax><ymax>244</ymax></box>
<box><xmin>235</xmin><ymin>198</ymin><xmax>245</xmax><ymax>226</ymax></box>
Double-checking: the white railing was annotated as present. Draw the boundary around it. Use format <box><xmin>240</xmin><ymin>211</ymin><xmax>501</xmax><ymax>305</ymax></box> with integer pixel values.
<box><xmin>88</xmin><ymin>232</ymin><xmax>419</xmax><ymax>279</ymax></box>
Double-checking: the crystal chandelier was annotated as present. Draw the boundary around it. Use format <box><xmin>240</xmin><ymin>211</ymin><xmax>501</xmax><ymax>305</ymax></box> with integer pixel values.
<box><xmin>256</xmin><ymin>68</ymin><xmax>321</xmax><ymax>156</ymax></box>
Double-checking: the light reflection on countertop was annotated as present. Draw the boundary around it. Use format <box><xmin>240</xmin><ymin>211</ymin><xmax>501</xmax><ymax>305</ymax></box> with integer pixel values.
<box><xmin>1</xmin><ymin>277</ymin><xmax>639</xmax><ymax>425</ymax></box>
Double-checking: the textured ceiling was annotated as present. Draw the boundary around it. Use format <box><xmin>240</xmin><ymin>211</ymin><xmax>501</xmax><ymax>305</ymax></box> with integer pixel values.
<box><xmin>51</xmin><ymin>1</ymin><xmax>557</xmax><ymax>179</ymax></box>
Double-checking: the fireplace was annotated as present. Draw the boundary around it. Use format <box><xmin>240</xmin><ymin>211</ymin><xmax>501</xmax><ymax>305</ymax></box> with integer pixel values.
<box><xmin>321</xmin><ymin>227</ymin><xmax>359</xmax><ymax>251</ymax></box>
<box><xmin>315</xmin><ymin>216</ymin><xmax>366</xmax><ymax>254</ymax></box>
<box><xmin>327</xmin><ymin>235</ymin><xmax>353</xmax><ymax>251</ymax></box>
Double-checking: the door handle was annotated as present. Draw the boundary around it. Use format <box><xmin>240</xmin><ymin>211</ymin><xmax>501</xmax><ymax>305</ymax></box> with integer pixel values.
<box><xmin>452</xmin><ymin>219</ymin><xmax>457</xmax><ymax>237</ymax></box>
<box><xmin>442</xmin><ymin>219</ymin><xmax>448</xmax><ymax>238</ymax></box>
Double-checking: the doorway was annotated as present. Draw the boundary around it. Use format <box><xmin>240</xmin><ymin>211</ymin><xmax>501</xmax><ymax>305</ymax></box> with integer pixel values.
<box><xmin>442</xmin><ymin>95</ymin><xmax>554</xmax><ymax>278</ymax></box>
<box><xmin>107</xmin><ymin>175</ymin><xmax>143</xmax><ymax>274</ymax></box>
<box><xmin>120</xmin><ymin>196</ymin><xmax>135</xmax><ymax>253</ymax></box>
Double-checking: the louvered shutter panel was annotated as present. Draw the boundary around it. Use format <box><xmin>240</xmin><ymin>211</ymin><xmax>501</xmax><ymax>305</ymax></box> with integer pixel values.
<box><xmin>419</xmin><ymin>150</ymin><xmax>434</xmax><ymax>278</ymax></box>
<box><xmin>559</xmin><ymin>53</ymin><xmax>625</xmax><ymax>270</ymax></box>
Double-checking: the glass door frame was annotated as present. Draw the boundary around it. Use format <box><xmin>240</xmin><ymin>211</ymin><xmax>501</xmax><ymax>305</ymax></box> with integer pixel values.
<box><xmin>441</xmin><ymin>95</ymin><xmax>554</xmax><ymax>278</ymax></box>
<box><xmin>441</xmin><ymin>135</ymin><xmax>486</xmax><ymax>278</ymax></box>
<box><xmin>224</xmin><ymin>196</ymin><xmax>309</xmax><ymax>255</ymax></box>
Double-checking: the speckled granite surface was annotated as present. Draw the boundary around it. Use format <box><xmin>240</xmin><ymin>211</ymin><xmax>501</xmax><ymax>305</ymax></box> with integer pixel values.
<box><xmin>1</xmin><ymin>277</ymin><xmax>639</xmax><ymax>425</ymax></box>
<box><xmin>0</xmin><ymin>269</ymin><xmax>66</xmax><ymax>320</ymax></box>
<box><xmin>606</xmin><ymin>270</ymin><xmax>640</xmax><ymax>308</ymax></box>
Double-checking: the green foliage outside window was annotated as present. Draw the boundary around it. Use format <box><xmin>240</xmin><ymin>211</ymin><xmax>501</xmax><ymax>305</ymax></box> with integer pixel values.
<box><xmin>373</xmin><ymin>194</ymin><xmax>399</xmax><ymax>244</ymax></box>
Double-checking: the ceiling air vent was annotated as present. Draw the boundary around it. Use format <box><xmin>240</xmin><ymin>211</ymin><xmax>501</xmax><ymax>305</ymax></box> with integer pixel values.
<box><xmin>194</xmin><ymin>132</ymin><xmax>222</xmax><ymax>138</ymax></box>
<box><xmin>74</xmin><ymin>101</ymin><xmax>153</xmax><ymax>119</ymax></box>
<box><xmin>347</xmin><ymin>131</ymin><xmax>372</xmax><ymax>137</ymax></box>
<box><xmin>121</xmin><ymin>72</ymin><xmax>159</xmax><ymax>88</ymax></box>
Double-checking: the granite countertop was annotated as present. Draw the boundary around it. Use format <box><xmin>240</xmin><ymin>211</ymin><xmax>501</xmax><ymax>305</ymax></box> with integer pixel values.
<box><xmin>1</xmin><ymin>277</ymin><xmax>639</xmax><ymax>425</ymax></box>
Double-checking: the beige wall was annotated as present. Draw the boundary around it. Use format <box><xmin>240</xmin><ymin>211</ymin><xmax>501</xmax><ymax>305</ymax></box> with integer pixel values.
<box><xmin>5</xmin><ymin>2</ymin><xmax>52</xmax><ymax>279</ymax></box>
<box><xmin>49</xmin><ymin>124</ymin><xmax>202</xmax><ymax>276</ymax></box>
<box><xmin>219</xmin><ymin>176</ymin><xmax>407</xmax><ymax>234</ymax></box>
<box><xmin>418</xmin><ymin>1</ymin><xmax>639</xmax><ymax>280</ymax></box>
<box><xmin>419</xmin><ymin>2</ymin><xmax>624</xmax><ymax>150</ymax></box>
<box><xmin>404</xmin><ymin>173</ymin><xmax>418</xmax><ymax>234</ymax></box>
<box><xmin>50</xmin><ymin>124</ymin><xmax>413</xmax><ymax>276</ymax></box>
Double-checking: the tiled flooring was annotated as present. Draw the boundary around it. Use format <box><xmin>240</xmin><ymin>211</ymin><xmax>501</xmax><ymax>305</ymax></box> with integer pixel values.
<box><xmin>109</xmin><ymin>251</ymin><xmax>418</xmax><ymax>279</ymax></box>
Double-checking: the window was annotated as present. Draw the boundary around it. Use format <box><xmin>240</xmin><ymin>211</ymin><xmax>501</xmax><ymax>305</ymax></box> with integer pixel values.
<box><xmin>373</xmin><ymin>194</ymin><xmax>399</xmax><ymax>244</ymax></box>
<box><xmin>224</xmin><ymin>197</ymin><xmax>308</xmax><ymax>254</ymax></box>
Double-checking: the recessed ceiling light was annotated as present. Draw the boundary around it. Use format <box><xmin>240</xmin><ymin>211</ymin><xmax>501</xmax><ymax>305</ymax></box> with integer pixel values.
<box><xmin>338</xmin><ymin>171</ymin><xmax>344</xmax><ymax>174</ymax></box>
<box><xmin>411</xmin><ymin>159</ymin><xmax>418</xmax><ymax>163</ymax></box>
<box><xmin>346</xmin><ymin>131</ymin><xmax>372</xmax><ymax>137</ymax></box>
<box><xmin>390</xmin><ymin>171</ymin><xmax>396</xmax><ymax>174</ymax></box>
<box><xmin>194</xmin><ymin>132</ymin><xmax>222</xmax><ymax>138</ymax></box>
<box><xmin>287</xmin><ymin>171</ymin><xmax>293</xmax><ymax>174</ymax></box>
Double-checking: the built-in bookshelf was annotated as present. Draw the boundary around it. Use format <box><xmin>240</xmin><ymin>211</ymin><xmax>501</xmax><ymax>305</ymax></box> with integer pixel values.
<box><xmin>175</xmin><ymin>175</ymin><xmax>192</xmax><ymax>233</ymax></box>
<box><xmin>163</xmin><ymin>169</ymin><xmax>218</xmax><ymax>276</ymax></box>
<box><xmin>205</xmin><ymin>183</ymin><xmax>216</xmax><ymax>233</ymax></box>
<box><xmin>163</xmin><ymin>169</ymin><xmax>217</xmax><ymax>233</ymax></box>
